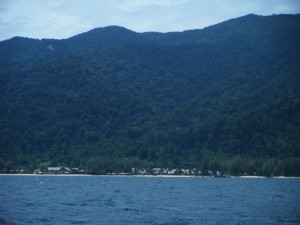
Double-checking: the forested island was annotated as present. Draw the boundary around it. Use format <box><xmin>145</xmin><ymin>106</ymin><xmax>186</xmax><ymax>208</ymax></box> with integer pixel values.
<box><xmin>0</xmin><ymin>14</ymin><xmax>299</xmax><ymax>177</ymax></box>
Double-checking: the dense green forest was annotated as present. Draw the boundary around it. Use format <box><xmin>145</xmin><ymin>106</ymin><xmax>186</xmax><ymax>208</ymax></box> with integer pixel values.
<box><xmin>0</xmin><ymin>14</ymin><xmax>300</xmax><ymax>176</ymax></box>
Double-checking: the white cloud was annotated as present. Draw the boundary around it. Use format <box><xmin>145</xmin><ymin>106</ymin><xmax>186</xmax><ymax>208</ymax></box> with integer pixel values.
<box><xmin>116</xmin><ymin>0</ymin><xmax>189</xmax><ymax>12</ymax></box>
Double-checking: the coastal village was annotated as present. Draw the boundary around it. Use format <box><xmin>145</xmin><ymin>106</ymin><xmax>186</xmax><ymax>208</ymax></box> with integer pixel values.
<box><xmin>29</xmin><ymin>166</ymin><xmax>223</xmax><ymax>176</ymax></box>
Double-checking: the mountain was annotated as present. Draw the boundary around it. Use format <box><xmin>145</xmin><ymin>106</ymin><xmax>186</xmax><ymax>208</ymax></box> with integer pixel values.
<box><xmin>0</xmin><ymin>14</ymin><xmax>300</xmax><ymax>176</ymax></box>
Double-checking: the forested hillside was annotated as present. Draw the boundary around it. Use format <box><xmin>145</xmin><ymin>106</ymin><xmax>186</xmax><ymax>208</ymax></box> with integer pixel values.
<box><xmin>1</xmin><ymin>14</ymin><xmax>300</xmax><ymax>176</ymax></box>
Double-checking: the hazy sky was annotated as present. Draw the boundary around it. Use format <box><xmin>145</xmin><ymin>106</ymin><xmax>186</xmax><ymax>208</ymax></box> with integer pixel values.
<box><xmin>0</xmin><ymin>0</ymin><xmax>299</xmax><ymax>41</ymax></box>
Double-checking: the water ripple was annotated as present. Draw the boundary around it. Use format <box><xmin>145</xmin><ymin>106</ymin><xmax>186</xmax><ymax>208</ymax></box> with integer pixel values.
<box><xmin>0</xmin><ymin>176</ymin><xmax>299</xmax><ymax>225</ymax></box>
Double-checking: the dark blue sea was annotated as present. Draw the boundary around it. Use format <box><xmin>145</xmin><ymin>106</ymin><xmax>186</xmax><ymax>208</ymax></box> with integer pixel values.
<box><xmin>0</xmin><ymin>176</ymin><xmax>299</xmax><ymax>225</ymax></box>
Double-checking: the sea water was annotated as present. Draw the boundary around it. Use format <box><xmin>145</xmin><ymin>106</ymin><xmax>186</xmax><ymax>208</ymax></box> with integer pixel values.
<box><xmin>0</xmin><ymin>176</ymin><xmax>299</xmax><ymax>225</ymax></box>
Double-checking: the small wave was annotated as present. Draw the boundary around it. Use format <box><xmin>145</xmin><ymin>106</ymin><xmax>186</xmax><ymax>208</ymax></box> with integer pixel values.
<box><xmin>24</xmin><ymin>202</ymin><xmax>35</xmax><ymax>207</ymax></box>
<box><xmin>153</xmin><ymin>220</ymin><xmax>192</xmax><ymax>225</ymax></box>
<box><xmin>123</xmin><ymin>207</ymin><xmax>140</xmax><ymax>212</ymax></box>
<box><xmin>62</xmin><ymin>202</ymin><xmax>77</xmax><ymax>206</ymax></box>
<box><xmin>273</xmin><ymin>194</ymin><xmax>284</xmax><ymax>199</ymax></box>
<box><xmin>278</xmin><ymin>218</ymin><xmax>297</xmax><ymax>223</ymax></box>
<box><xmin>0</xmin><ymin>218</ymin><xmax>17</xmax><ymax>225</ymax></box>
<box><xmin>105</xmin><ymin>198</ymin><xmax>116</xmax><ymax>207</ymax></box>
<box><xmin>208</xmin><ymin>207</ymin><xmax>217</xmax><ymax>211</ymax></box>
<box><xmin>70</xmin><ymin>221</ymin><xmax>88</xmax><ymax>224</ymax></box>
<box><xmin>81</xmin><ymin>199</ymin><xmax>95</xmax><ymax>203</ymax></box>
<box><xmin>151</xmin><ymin>217</ymin><xmax>193</xmax><ymax>225</ymax></box>
<box><xmin>37</xmin><ymin>217</ymin><xmax>51</xmax><ymax>222</ymax></box>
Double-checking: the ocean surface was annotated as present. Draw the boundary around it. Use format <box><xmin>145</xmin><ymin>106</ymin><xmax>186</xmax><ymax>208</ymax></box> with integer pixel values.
<box><xmin>0</xmin><ymin>176</ymin><xmax>299</xmax><ymax>225</ymax></box>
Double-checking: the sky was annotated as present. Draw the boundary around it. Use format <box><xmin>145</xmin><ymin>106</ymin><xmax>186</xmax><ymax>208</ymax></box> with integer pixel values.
<box><xmin>0</xmin><ymin>0</ymin><xmax>299</xmax><ymax>41</ymax></box>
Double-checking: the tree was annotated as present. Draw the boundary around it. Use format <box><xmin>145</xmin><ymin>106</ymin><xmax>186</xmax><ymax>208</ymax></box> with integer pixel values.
<box><xmin>228</xmin><ymin>157</ymin><xmax>243</xmax><ymax>176</ymax></box>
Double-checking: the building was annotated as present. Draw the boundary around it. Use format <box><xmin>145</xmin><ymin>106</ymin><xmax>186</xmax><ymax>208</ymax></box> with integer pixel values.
<box><xmin>48</xmin><ymin>167</ymin><xmax>72</xmax><ymax>174</ymax></box>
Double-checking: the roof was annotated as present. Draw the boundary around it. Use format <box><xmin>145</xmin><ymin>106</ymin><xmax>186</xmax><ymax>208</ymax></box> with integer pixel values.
<box><xmin>48</xmin><ymin>167</ymin><xmax>62</xmax><ymax>171</ymax></box>
<box><xmin>48</xmin><ymin>167</ymin><xmax>71</xmax><ymax>171</ymax></box>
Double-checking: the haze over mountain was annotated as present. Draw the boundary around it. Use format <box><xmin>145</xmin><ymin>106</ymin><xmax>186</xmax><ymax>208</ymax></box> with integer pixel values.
<box><xmin>0</xmin><ymin>14</ymin><xmax>299</xmax><ymax>176</ymax></box>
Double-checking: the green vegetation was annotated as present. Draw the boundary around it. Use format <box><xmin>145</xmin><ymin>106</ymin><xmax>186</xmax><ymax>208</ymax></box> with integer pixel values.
<box><xmin>0</xmin><ymin>14</ymin><xmax>300</xmax><ymax>176</ymax></box>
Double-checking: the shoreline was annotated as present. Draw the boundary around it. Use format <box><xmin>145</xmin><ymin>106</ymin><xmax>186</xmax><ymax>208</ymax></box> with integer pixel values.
<box><xmin>0</xmin><ymin>173</ymin><xmax>93</xmax><ymax>177</ymax></box>
<box><xmin>0</xmin><ymin>174</ymin><xmax>299</xmax><ymax>178</ymax></box>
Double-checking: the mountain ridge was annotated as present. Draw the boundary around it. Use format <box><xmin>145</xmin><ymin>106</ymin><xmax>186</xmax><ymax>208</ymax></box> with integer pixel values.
<box><xmin>0</xmin><ymin>14</ymin><xmax>300</xmax><ymax>176</ymax></box>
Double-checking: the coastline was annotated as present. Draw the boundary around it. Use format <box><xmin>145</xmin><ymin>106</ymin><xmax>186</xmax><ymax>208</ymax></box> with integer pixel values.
<box><xmin>0</xmin><ymin>173</ymin><xmax>299</xmax><ymax>178</ymax></box>
<box><xmin>0</xmin><ymin>173</ymin><xmax>92</xmax><ymax>177</ymax></box>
